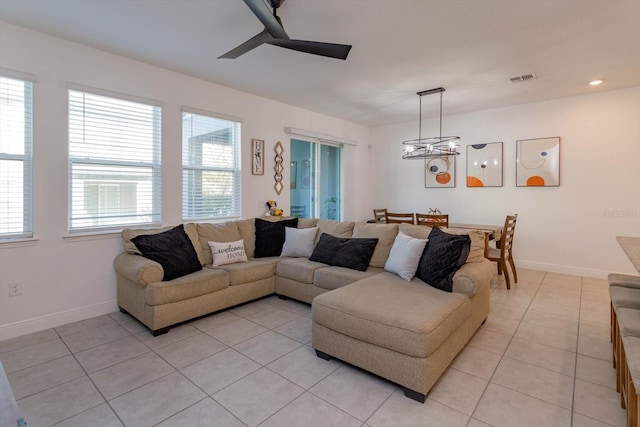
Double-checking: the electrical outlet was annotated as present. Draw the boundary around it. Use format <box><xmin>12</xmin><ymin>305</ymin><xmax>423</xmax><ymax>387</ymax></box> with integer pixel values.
<box><xmin>9</xmin><ymin>282</ymin><xmax>22</xmax><ymax>297</ymax></box>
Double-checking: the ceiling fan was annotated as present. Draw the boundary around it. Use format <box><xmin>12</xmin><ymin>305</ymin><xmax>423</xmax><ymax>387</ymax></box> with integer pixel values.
<box><xmin>219</xmin><ymin>0</ymin><xmax>352</xmax><ymax>60</ymax></box>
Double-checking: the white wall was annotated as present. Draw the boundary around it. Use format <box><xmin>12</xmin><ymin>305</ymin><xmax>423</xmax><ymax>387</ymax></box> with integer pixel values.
<box><xmin>0</xmin><ymin>22</ymin><xmax>372</xmax><ymax>340</ymax></box>
<box><xmin>369</xmin><ymin>87</ymin><xmax>640</xmax><ymax>278</ymax></box>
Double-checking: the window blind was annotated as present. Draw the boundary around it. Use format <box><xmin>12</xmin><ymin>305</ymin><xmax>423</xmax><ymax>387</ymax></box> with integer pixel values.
<box><xmin>68</xmin><ymin>89</ymin><xmax>161</xmax><ymax>232</ymax></box>
<box><xmin>182</xmin><ymin>110</ymin><xmax>241</xmax><ymax>220</ymax></box>
<box><xmin>0</xmin><ymin>76</ymin><xmax>33</xmax><ymax>239</ymax></box>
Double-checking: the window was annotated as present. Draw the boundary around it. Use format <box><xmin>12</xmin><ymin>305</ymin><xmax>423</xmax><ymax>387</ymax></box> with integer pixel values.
<box><xmin>68</xmin><ymin>88</ymin><xmax>161</xmax><ymax>232</ymax></box>
<box><xmin>182</xmin><ymin>110</ymin><xmax>241</xmax><ymax>220</ymax></box>
<box><xmin>0</xmin><ymin>75</ymin><xmax>33</xmax><ymax>239</ymax></box>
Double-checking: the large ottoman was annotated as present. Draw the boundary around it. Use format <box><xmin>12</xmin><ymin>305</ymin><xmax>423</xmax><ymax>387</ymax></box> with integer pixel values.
<box><xmin>312</xmin><ymin>272</ymin><xmax>472</xmax><ymax>402</ymax></box>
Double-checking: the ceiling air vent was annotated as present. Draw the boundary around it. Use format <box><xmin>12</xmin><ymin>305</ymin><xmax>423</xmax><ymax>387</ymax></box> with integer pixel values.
<box><xmin>510</xmin><ymin>73</ymin><xmax>537</xmax><ymax>83</ymax></box>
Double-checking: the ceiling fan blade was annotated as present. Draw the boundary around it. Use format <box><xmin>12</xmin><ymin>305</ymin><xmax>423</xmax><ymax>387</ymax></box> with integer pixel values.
<box><xmin>218</xmin><ymin>29</ymin><xmax>273</xmax><ymax>59</ymax></box>
<box><xmin>242</xmin><ymin>0</ymin><xmax>289</xmax><ymax>39</ymax></box>
<box><xmin>267</xmin><ymin>39</ymin><xmax>352</xmax><ymax>60</ymax></box>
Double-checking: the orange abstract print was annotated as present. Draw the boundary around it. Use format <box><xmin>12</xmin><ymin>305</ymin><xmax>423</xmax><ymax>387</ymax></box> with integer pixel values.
<box><xmin>435</xmin><ymin>172</ymin><xmax>451</xmax><ymax>184</ymax></box>
<box><xmin>467</xmin><ymin>176</ymin><xmax>484</xmax><ymax>187</ymax></box>
<box><xmin>526</xmin><ymin>176</ymin><xmax>545</xmax><ymax>186</ymax></box>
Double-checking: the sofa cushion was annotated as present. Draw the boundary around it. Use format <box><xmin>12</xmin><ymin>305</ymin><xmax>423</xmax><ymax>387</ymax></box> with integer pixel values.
<box><xmin>315</xmin><ymin>219</ymin><xmax>355</xmax><ymax>243</ymax></box>
<box><xmin>236</xmin><ymin>218</ymin><xmax>256</xmax><ymax>259</ymax></box>
<box><xmin>416</xmin><ymin>227</ymin><xmax>471</xmax><ymax>292</ymax></box>
<box><xmin>254</xmin><ymin>218</ymin><xmax>299</xmax><ymax>258</ymax></box>
<box><xmin>442</xmin><ymin>228</ymin><xmax>486</xmax><ymax>263</ymax></box>
<box><xmin>398</xmin><ymin>223</ymin><xmax>431</xmax><ymax>239</ymax></box>
<box><xmin>209</xmin><ymin>239</ymin><xmax>247</xmax><ymax>266</ymax></box>
<box><xmin>352</xmin><ymin>222</ymin><xmax>399</xmax><ymax>268</ymax></box>
<box><xmin>313</xmin><ymin>266</ymin><xmax>384</xmax><ymax>291</ymax></box>
<box><xmin>384</xmin><ymin>231</ymin><xmax>428</xmax><ymax>281</ymax></box>
<box><xmin>145</xmin><ymin>268</ymin><xmax>229</xmax><ymax>305</ymax></box>
<box><xmin>451</xmin><ymin>260</ymin><xmax>494</xmax><ymax>296</ymax></box>
<box><xmin>132</xmin><ymin>225</ymin><xmax>203</xmax><ymax>281</ymax></box>
<box><xmin>309</xmin><ymin>233</ymin><xmax>378</xmax><ymax>272</ymax></box>
<box><xmin>123</xmin><ymin>223</ymin><xmax>206</xmax><ymax>266</ymax></box>
<box><xmin>312</xmin><ymin>272</ymin><xmax>470</xmax><ymax>358</ymax></box>
<box><xmin>281</xmin><ymin>227</ymin><xmax>318</xmax><ymax>257</ymax></box>
<box><xmin>210</xmin><ymin>258</ymin><xmax>277</xmax><ymax>286</ymax></box>
<box><xmin>298</xmin><ymin>218</ymin><xmax>319</xmax><ymax>229</ymax></box>
<box><xmin>276</xmin><ymin>258</ymin><xmax>329</xmax><ymax>284</ymax></box>
<box><xmin>197</xmin><ymin>222</ymin><xmax>242</xmax><ymax>266</ymax></box>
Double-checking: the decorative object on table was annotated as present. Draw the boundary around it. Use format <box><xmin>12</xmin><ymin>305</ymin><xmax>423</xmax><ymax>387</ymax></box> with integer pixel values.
<box><xmin>290</xmin><ymin>160</ymin><xmax>297</xmax><ymax>189</ymax></box>
<box><xmin>251</xmin><ymin>139</ymin><xmax>264</xmax><ymax>175</ymax></box>
<box><xmin>273</xmin><ymin>141</ymin><xmax>284</xmax><ymax>194</ymax></box>
<box><xmin>467</xmin><ymin>142</ymin><xmax>503</xmax><ymax>187</ymax></box>
<box><xmin>516</xmin><ymin>137</ymin><xmax>560</xmax><ymax>187</ymax></box>
<box><xmin>265</xmin><ymin>199</ymin><xmax>284</xmax><ymax>216</ymax></box>
<box><xmin>425</xmin><ymin>156</ymin><xmax>455</xmax><ymax>188</ymax></box>
<box><xmin>428</xmin><ymin>208</ymin><xmax>441</xmax><ymax>214</ymax></box>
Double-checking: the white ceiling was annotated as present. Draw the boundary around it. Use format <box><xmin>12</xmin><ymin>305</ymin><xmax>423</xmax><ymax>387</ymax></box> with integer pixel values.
<box><xmin>1</xmin><ymin>0</ymin><xmax>639</xmax><ymax>127</ymax></box>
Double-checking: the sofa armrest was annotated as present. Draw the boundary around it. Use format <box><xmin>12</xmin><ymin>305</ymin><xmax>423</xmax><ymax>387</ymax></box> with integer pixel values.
<box><xmin>452</xmin><ymin>259</ymin><xmax>494</xmax><ymax>296</ymax></box>
<box><xmin>114</xmin><ymin>252</ymin><xmax>163</xmax><ymax>286</ymax></box>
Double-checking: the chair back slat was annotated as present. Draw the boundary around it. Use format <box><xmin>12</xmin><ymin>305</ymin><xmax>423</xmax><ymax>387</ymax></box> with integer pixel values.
<box><xmin>373</xmin><ymin>208</ymin><xmax>388</xmax><ymax>223</ymax></box>
<box><xmin>385</xmin><ymin>212</ymin><xmax>415</xmax><ymax>224</ymax></box>
<box><xmin>416</xmin><ymin>213</ymin><xmax>449</xmax><ymax>228</ymax></box>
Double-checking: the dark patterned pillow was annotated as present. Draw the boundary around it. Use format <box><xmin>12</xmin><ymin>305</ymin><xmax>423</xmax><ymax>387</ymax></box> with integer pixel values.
<box><xmin>309</xmin><ymin>233</ymin><xmax>378</xmax><ymax>271</ymax></box>
<box><xmin>254</xmin><ymin>218</ymin><xmax>299</xmax><ymax>258</ymax></box>
<box><xmin>415</xmin><ymin>226</ymin><xmax>471</xmax><ymax>292</ymax></box>
<box><xmin>131</xmin><ymin>224</ymin><xmax>202</xmax><ymax>281</ymax></box>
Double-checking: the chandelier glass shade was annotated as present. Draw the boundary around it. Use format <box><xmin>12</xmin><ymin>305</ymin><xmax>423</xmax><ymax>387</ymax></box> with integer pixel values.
<box><xmin>402</xmin><ymin>87</ymin><xmax>460</xmax><ymax>159</ymax></box>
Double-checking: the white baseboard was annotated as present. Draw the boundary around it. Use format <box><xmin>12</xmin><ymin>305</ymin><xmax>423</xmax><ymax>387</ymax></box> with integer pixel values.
<box><xmin>516</xmin><ymin>260</ymin><xmax>611</xmax><ymax>280</ymax></box>
<box><xmin>0</xmin><ymin>299</ymin><xmax>118</xmax><ymax>342</ymax></box>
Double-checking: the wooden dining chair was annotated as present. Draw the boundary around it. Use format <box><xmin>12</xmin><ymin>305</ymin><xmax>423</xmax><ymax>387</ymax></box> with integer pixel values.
<box><xmin>487</xmin><ymin>214</ymin><xmax>518</xmax><ymax>289</ymax></box>
<box><xmin>416</xmin><ymin>213</ymin><xmax>449</xmax><ymax>228</ymax></box>
<box><xmin>373</xmin><ymin>208</ymin><xmax>388</xmax><ymax>223</ymax></box>
<box><xmin>385</xmin><ymin>212</ymin><xmax>415</xmax><ymax>224</ymax></box>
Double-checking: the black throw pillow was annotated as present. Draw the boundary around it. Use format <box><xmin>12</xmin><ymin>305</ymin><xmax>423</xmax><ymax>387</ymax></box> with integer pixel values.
<box><xmin>309</xmin><ymin>233</ymin><xmax>379</xmax><ymax>272</ymax></box>
<box><xmin>415</xmin><ymin>226</ymin><xmax>471</xmax><ymax>292</ymax></box>
<box><xmin>131</xmin><ymin>224</ymin><xmax>202</xmax><ymax>281</ymax></box>
<box><xmin>254</xmin><ymin>217</ymin><xmax>299</xmax><ymax>258</ymax></box>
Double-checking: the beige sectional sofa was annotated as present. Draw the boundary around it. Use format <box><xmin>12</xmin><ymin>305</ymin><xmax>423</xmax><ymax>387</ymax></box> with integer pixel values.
<box><xmin>114</xmin><ymin>216</ymin><xmax>493</xmax><ymax>401</ymax></box>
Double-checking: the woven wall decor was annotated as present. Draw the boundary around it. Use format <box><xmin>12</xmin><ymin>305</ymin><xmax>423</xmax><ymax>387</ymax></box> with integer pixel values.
<box><xmin>274</xmin><ymin>141</ymin><xmax>284</xmax><ymax>195</ymax></box>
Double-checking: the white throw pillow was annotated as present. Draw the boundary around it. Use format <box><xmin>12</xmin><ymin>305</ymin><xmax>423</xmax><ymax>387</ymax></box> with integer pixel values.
<box><xmin>209</xmin><ymin>239</ymin><xmax>248</xmax><ymax>266</ymax></box>
<box><xmin>384</xmin><ymin>231</ymin><xmax>428</xmax><ymax>281</ymax></box>
<box><xmin>280</xmin><ymin>226</ymin><xmax>318</xmax><ymax>257</ymax></box>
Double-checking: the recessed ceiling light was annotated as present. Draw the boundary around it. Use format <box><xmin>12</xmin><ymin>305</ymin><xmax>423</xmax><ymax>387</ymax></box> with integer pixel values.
<box><xmin>589</xmin><ymin>79</ymin><xmax>603</xmax><ymax>86</ymax></box>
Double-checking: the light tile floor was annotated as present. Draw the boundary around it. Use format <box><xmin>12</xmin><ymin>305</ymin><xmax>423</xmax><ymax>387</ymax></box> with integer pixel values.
<box><xmin>0</xmin><ymin>269</ymin><xmax>626</xmax><ymax>427</ymax></box>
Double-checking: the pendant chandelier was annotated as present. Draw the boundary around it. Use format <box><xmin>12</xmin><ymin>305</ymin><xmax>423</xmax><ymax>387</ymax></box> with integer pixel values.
<box><xmin>402</xmin><ymin>87</ymin><xmax>460</xmax><ymax>159</ymax></box>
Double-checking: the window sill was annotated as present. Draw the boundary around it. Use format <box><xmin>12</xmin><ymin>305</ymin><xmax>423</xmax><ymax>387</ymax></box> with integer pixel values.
<box><xmin>0</xmin><ymin>238</ymin><xmax>39</xmax><ymax>249</ymax></box>
<box><xmin>63</xmin><ymin>231</ymin><xmax>121</xmax><ymax>242</ymax></box>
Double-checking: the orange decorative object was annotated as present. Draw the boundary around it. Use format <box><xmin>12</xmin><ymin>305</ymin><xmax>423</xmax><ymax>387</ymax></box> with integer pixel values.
<box><xmin>526</xmin><ymin>176</ymin><xmax>545</xmax><ymax>186</ymax></box>
<box><xmin>467</xmin><ymin>176</ymin><xmax>484</xmax><ymax>187</ymax></box>
<box><xmin>435</xmin><ymin>172</ymin><xmax>451</xmax><ymax>184</ymax></box>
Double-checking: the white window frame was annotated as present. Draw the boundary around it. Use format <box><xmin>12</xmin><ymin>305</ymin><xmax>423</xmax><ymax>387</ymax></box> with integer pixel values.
<box><xmin>181</xmin><ymin>107</ymin><xmax>242</xmax><ymax>221</ymax></box>
<box><xmin>67</xmin><ymin>84</ymin><xmax>162</xmax><ymax>233</ymax></box>
<box><xmin>0</xmin><ymin>72</ymin><xmax>34</xmax><ymax>240</ymax></box>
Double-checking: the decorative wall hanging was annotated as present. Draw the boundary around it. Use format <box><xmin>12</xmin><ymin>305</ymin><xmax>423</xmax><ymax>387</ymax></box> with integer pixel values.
<box><xmin>251</xmin><ymin>139</ymin><xmax>264</xmax><ymax>175</ymax></box>
<box><xmin>467</xmin><ymin>142</ymin><xmax>503</xmax><ymax>187</ymax></box>
<box><xmin>516</xmin><ymin>137</ymin><xmax>560</xmax><ymax>187</ymax></box>
<box><xmin>425</xmin><ymin>156</ymin><xmax>456</xmax><ymax>188</ymax></box>
<box><xmin>274</xmin><ymin>141</ymin><xmax>284</xmax><ymax>195</ymax></box>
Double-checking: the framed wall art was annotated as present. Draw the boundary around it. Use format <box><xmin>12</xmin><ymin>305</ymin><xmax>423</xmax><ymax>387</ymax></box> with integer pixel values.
<box><xmin>425</xmin><ymin>156</ymin><xmax>455</xmax><ymax>188</ymax></box>
<box><xmin>251</xmin><ymin>139</ymin><xmax>264</xmax><ymax>175</ymax></box>
<box><xmin>466</xmin><ymin>142</ymin><xmax>503</xmax><ymax>187</ymax></box>
<box><xmin>516</xmin><ymin>137</ymin><xmax>560</xmax><ymax>187</ymax></box>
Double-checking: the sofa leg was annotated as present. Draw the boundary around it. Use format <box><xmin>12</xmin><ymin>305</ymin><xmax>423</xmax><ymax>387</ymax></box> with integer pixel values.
<box><xmin>119</xmin><ymin>306</ymin><xmax>128</xmax><ymax>314</ymax></box>
<box><xmin>151</xmin><ymin>327</ymin><xmax>169</xmax><ymax>337</ymax></box>
<box><xmin>278</xmin><ymin>295</ymin><xmax>289</xmax><ymax>300</ymax></box>
<box><xmin>402</xmin><ymin>387</ymin><xmax>426</xmax><ymax>403</ymax></box>
<box><xmin>315</xmin><ymin>349</ymin><xmax>331</xmax><ymax>361</ymax></box>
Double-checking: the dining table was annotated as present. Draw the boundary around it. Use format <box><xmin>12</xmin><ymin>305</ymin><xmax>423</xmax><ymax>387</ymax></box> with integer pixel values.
<box><xmin>448</xmin><ymin>223</ymin><xmax>503</xmax><ymax>242</ymax></box>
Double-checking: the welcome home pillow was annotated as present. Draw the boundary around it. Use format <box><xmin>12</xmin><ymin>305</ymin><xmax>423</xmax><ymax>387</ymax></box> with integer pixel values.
<box><xmin>131</xmin><ymin>224</ymin><xmax>202</xmax><ymax>281</ymax></box>
<box><xmin>281</xmin><ymin>227</ymin><xmax>318</xmax><ymax>257</ymax></box>
<box><xmin>208</xmin><ymin>239</ymin><xmax>248</xmax><ymax>266</ymax></box>
<box><xmin>384</xmin><ymin>231</ymin><xmax>428</xmax><ymax>281</ymax></box>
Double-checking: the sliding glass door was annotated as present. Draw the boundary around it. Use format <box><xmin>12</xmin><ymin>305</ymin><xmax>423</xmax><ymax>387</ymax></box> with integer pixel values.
<box><xmin>290</xmin><ymin>139</ymin><xmax>342</xmax><ymax>220</ymax></box>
